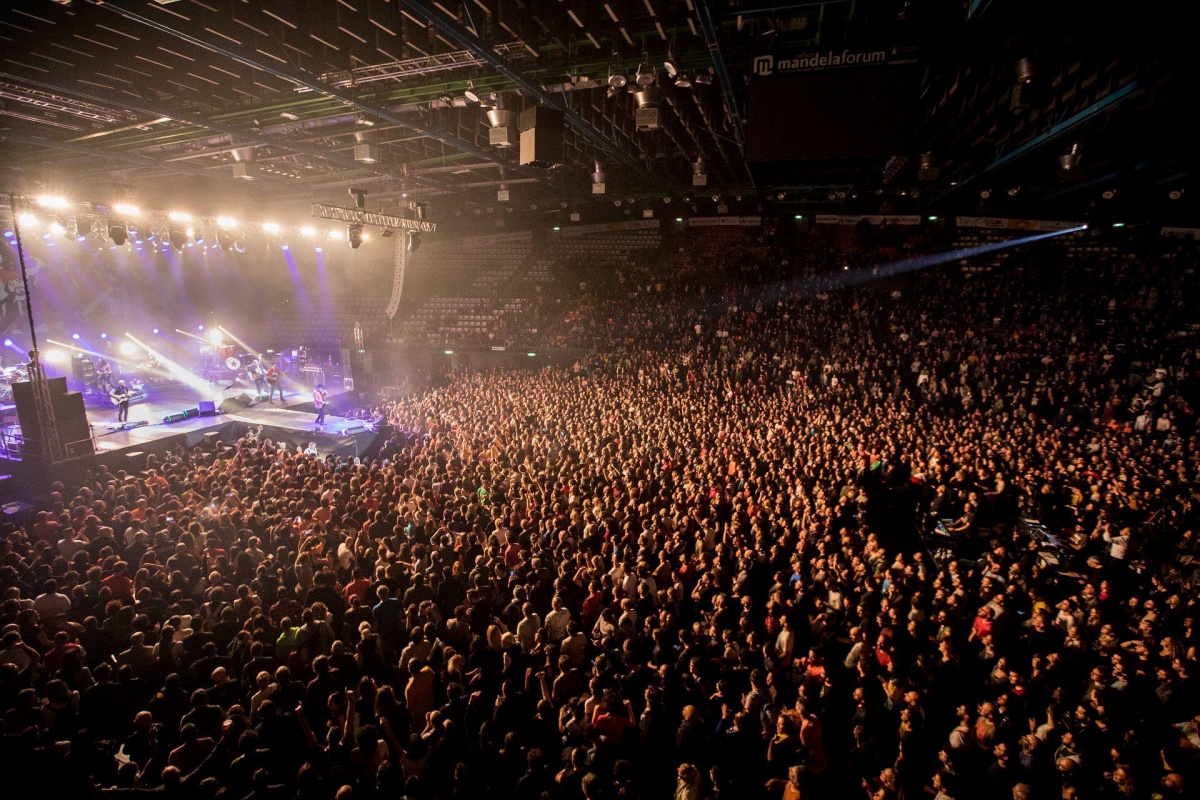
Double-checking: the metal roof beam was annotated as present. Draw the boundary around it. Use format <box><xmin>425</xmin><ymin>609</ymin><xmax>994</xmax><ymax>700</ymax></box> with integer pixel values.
<box><xmin>399</xmin><ymin>0</ymin><xmax>658</xmax><ymax>186</ymax></box>
<box><xmin>694</xmin><ymin>0</ymin><xmax>750</xmax><ymax>184</ymax></box>
<box><xmin>0</xmin><ymin>71</ymin><xmax>449</xmax><ymax>190</ymax></box>
<box><xmin>94</xmin><ymin>0</ymin><xmax>528</xmax><ymax>181</ymax></box>
<box><xmin>0</xmin><ymin>130</ymin><xmax>257</xmax><ymax>182</ymax></box>
<box><xmin>935</xmin><ymin>79</ymin><xmax>1148</xmax><ymax>202</ymax></box>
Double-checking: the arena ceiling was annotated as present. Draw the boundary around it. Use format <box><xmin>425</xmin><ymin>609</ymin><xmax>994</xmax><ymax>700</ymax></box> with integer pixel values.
<box><xmin>0</xmin><ymin>0</ymin><xmax>1189</xmax><ymax>223</ymax></box>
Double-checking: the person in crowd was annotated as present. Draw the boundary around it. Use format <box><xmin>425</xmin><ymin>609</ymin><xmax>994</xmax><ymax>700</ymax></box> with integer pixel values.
<box><xmin>0</xmin><ymin>228</ymin><xmax>1198</xmax><ymax>800</ymax></box>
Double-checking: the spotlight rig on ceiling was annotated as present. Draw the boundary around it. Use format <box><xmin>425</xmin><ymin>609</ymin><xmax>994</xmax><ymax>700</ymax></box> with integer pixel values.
<box><xmin>309</xmin><ymin>188</ymin><xmax>437</xmax><ymax>251</ymax></box>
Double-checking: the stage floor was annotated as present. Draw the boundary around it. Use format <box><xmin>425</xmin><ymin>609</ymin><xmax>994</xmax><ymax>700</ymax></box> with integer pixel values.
<box><xmin>86</xmin><ymin>381</ymin><xmax>360</xmax><ymax>454</ymax></box>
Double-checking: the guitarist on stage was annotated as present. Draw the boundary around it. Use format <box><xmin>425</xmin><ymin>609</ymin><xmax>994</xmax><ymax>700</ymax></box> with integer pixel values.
<box><xmin>266</xmin><ymin>363</ymin><xmax>283</xmax><ymax>403</ymax></box>
<box><xmin>313</xmin><ymin>384</ymin><xmax>329</xmax><ymax>427</ymax></box>
<box><xmin>249</xmin><ymin>359</ymin><xmax>266</xmax><ymax>397</ymax></box>
<box><xmin>111</xmin><ymin>379</ymin><xmax>131</xmax><ymax>423</ymax></box>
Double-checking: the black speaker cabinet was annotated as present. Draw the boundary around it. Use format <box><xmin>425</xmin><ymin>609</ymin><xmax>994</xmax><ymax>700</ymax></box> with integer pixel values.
<box><xmin>11</xmin><ymin>377</ymin><xmax>94</xmax><ymax>460</ymax></box>
<box><xmin>518</xmin><ymin>105</ymin><xmax>564</xmax><ymax>167</ymax></box>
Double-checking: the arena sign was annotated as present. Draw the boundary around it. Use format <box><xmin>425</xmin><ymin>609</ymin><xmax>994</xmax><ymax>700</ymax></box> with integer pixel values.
<box><xmin>751</xmin><ymin>49</ymin><xmax>890</xmax><ymax>77</ymax></box>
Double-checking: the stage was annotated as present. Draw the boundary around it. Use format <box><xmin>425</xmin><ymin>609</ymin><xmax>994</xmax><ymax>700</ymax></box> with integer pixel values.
<box><xmin>0</xmin><ymin>376</ymin><xmax>383</xmax><ymax>495</ymax></box>
<box><xmin>81</xmin><ymin>379</ymin><xmax>377</xmax><ymax>458</ymax></box>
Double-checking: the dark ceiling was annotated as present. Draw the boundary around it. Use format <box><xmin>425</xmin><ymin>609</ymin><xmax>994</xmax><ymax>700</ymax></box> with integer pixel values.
<box><xmin>0</xmin><ymin>0</ymin><xmax>1190</xmax><ymax>224</ymax></box>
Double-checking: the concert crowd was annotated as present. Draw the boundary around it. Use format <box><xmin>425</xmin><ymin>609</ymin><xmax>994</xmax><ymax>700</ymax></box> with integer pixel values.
<box><xmin>1</xmin><ymin>230</ymin><xmax>1198</xmax><ymax>800</ymax></box>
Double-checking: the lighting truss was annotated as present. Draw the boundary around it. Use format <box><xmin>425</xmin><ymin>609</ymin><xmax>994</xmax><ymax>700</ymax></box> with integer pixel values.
<box><xmin>297</xmin><ymin>42</ymin><xmax>532</xmax><ymax>93</ymax></box>
<box><xmin>310</xmin><ymin>203</ymin><xmax>437</xmax><ymax>233</ymax></box>
<box><xmin>0</xmin><ymin>80</ymin><xmax>124</xmax><ymax>124</ymax></box>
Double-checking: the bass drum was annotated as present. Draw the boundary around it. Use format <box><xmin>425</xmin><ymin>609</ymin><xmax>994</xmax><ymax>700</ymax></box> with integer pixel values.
<box><xmin>225</xmin><ymin>356</ymin><xmax>242</xmax><ymax>371</ymax></box>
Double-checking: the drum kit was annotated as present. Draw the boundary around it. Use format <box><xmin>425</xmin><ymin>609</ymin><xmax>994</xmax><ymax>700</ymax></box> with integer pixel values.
<box><xmin>201</xmin><ymin>343</ymin><xmax>257</xmax><ymax>381</ymax></box>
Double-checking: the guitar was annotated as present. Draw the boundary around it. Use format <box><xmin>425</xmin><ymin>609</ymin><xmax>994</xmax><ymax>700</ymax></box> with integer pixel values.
<box><xmin>110</xmin><ymin>391</ymin><xmax>130</xmax><ymax>406</ymax></box>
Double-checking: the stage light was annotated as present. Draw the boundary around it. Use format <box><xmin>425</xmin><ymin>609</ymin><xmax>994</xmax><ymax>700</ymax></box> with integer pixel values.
<box><xmin>1112</xmin><ymin>222</ymin><xmax>1126</xmax><ymax>228</ymax></box>
<box><xmin>315</xmin><ymin>247</ymin><xmax>323</xmax><ymax>253</ymax></box>
<box><xmin>327</xmin><ymin>229</ymin><xmax>340</xmax><ymax>240</ymax></box>
<box><xmin>18</xmin><ymin>212</ymin><xmax>36</xmax><ymax>227</ymax></box>
<box><xmin>216</xmin><ymin>216</ymin><xmax>238</xmax><ymax>228</ymax></box>
<box><xmin>361</xmin><ymin>232</ymin><xmax>370</xmax><ymax>242</ymax></box>
<box><xmin>120</xmin><ymin>342</ymin><xmax>137</xmax><ymax>356</ymax></box>
<box><xmin>168</xmin><ymin>211</ymin><xmax>192</xmax><ymax>222</ymax></box>
<box><xmin>109</xmin><ymin>224</ymin><xmax>127</xmax><ymax>245</ymax></box>
<box><xmin>50</xmin><ymin>221</ymin><xmax>67</xmax><ymax>236</ymax></box>
<box><xmin>794</xmin><ymin>215</ymin><xmax>803</xmax><ymax>220</ymax></box>
<box><xmin>152</xmin><ymin>328</ymin><xmax>160</xmax><ymax>334</ymax></box>
<box><xmin>168</xmin><ymin>229</ymin><xmax>187</xmax><ymax>249</ymax></box>
<box><xmin>262</xmin><ymin>222</ymin><xmax>281</xmax><ymax>234</ymax></box>
<box><xmin>100</xmin><ymin>333</ymin><xmax>107</xmax><ymax>339</ymax></box>
<box><xmin>300</xmin><ymin>226</ymin><xmax>316</xmax><ymax>237</ymax></box>
<box><xmin>3</xmin><ymin>230</ymin><xmax>12</xmax><ymax>238</ymax></box>
<box><xmin>928</xmin><ymin>215</ymin><xmax>939</xmax><ymax>221</ymax></box>
<box><xmin>208</xmin><ymin>329</ymin><xmax>223</xmax><ymax>345</ymax></box>
<box><xmin>281</xmin><ymin>243</ymin><xmax>290</xmax><ymax>251</ymax></box>
<box><xmin>198</xmin><ymin>325</ymin><xmax>204</xmax><ymax>330</ymax></box>
<box><xmin>43</xmin><ymin>349</ymin><xmax>67</xmax><ymax>364</ymax></box>
<box><xmin>1102</xmin><ymin>189</ymin><xmax>1116</xmax><ymax>200</ymax></box>
<box><xmin>675</xmin><ymin>217</ymin><xmax>684</xmax><ymax>222</ymax></box>
<box><xmin>112</xmin><ymin>203</ymin><xmax>139</xmax><ymax>216</ymax></box>
<box><xmin>233</xmin><ymin>240</ymin><xmax>247</xmax><ymax>254</ymax></box>
<box><xmin>185</xmin><ymin>227</ymin><xmax>195</xmax><ymax>238</ymax></box>
<box><xmin>37</xmin><ymin>195</ymin><xmax>69</xmax><ymax>209</ymax></box>
<box><xmin>347</xmin><ymin>223</ymin><xmax>363</xmax><ymax>249</ymax></box>
<box><xmin>3</xmin><ymin>339</ymin><xmax>11</xmax><ymax>347</ymax></box>
<box><xmin>72</xmin><ymin>333</ymin><xmax>81</xmax><ymax>340</ymax></box>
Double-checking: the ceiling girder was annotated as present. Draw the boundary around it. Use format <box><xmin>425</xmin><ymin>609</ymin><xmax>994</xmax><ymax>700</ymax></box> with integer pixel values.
<box><xmin>94</xmin><ymin>0</ymin><xmax>533</xmax><ymax>183</ymax></box>
<box><xmin>400</xmin><ymin>0</ymin><xmax>662</xmax><ymax>188</ymax></box>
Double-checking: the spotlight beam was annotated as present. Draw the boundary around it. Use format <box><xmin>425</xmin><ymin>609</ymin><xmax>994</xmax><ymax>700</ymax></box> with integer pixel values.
<box><xmin>44</xmin><ymin>338</ymin><xmax>150</xmax><ymax>374</ymax></box>
<box><xmin>174</xmin><ymin>328</ymin><xmax>209</xmax><ymax>344</ymax></box>
<box><xmin>125</xmin><ymin>334</ymin><xmax>215</xmax><ymax>397</ymax></box>
<box><xmin>804</xmin><ymin>225</ymin><xmax>1089</xmax><ymax>295</ymax></box>
<box><xmin>216</xmin><ymin>325</ymin><xmax>259</xmax><ymax>358</ymax></box>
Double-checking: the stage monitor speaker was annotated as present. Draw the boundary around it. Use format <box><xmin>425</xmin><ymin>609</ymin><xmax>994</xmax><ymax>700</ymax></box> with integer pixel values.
<box><xmin>518</xmin><ymin>105</ymin><xmax>563</xmax><ymax>167</ymax></box>
<box><xmin>219</xmin><ymin>393</ymin><xmax>254</xmax><ymax>414</ymax></box>
<box><xmin>11</xmin><ymin>377</ymin><xmax>94</xmax><ymax>460</ymax></box>
<box><xmin>197</xmin><ymin>400</ymin><xmax>217</xmax><ymax>417</ymax></box>
<box><xmin>184</xmin><ymin>407</ymin><xmax>200</xmax><ymax>419</ymax></box>
<box><xmin>163</xmin><ymin>412</ymin><xmax>189</xmax><ymax>424</ymax></box>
